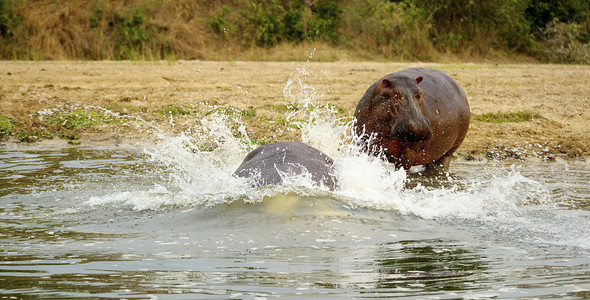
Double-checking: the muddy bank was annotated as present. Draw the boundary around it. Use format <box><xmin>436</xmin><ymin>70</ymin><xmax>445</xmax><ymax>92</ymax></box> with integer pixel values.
<box><xmin>1</xmin><ymin>61</ymin><xmax>588</xmax><ymax>161</ymax></box>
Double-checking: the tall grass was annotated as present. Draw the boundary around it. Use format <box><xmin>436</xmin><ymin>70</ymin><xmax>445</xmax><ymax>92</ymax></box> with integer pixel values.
<box><xmin>0</xmin><ymin>0</ymin><xmax>588</xmax><ymax>62</ymax></box>
<box><xmin>0</xmin><ymin>0</ymin><xmax>213</xmax><ymax>60</ymax></box>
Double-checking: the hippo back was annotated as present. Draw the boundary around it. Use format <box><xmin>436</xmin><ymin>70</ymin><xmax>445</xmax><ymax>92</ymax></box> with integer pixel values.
<box><xmin>234</xmin><ymin>141</ymin><xmax>337</xmax><ymax>190</ymax></box>
<box><xmin>395</xmin><ymin>68</ymin><xmax>470</xmax><ymax>126</ymax></box>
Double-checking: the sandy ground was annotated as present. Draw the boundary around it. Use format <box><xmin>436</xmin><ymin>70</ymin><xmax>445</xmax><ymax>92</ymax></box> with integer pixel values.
<box><xmin>1</xmin><ymin>61</ymin><xmax>589</xmax><ymax>161</ymax></box>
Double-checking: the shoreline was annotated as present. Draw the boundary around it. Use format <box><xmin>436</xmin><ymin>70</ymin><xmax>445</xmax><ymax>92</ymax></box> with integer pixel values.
<box><xmin>1</xmin><ymin>61</ymin><xmax>589</xmax><ymax>161</ymax></box>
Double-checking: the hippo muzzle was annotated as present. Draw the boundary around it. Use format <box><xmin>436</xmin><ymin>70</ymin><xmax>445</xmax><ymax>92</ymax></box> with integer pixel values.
<box><xmin>391</xmin><ymin>116</ymin><xmax>432</xmax><ymax>142</ymax></box>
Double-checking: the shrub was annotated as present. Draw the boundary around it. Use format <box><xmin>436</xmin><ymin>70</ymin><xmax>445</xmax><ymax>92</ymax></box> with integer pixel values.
<box><xmin>114</xmin><ymin>6</ymin><xmax>151</xmax><ymax>59</ymax></box>
<box><xmin>209</xmin><ymin>0</ymin><xmax>303</xmax><ymax>47</ymax></box>
<box><xmin>307</xmin><ymin>1</ymin><xmax>342</xmax><ymax>43</ymax></box>
<box><xmin>540</xmin><ymin>19</ymin><xmax>589</xmax><ymax>64</ymax></box>
<box><xmin>341</xmin><ymin>0</ymin><xmax>434</xmax><ymax>60</ymax></box>
<box><xmin>415</xmin><ymin>0</ymin><xmax>535</xmax><ymax>55</ymax></box>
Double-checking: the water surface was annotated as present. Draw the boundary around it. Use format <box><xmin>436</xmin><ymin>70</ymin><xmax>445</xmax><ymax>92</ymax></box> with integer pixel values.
<box><xmin>1</xmin><ymin>146</ymin><xmax>589</xmax><ymax>299</ymax></box>
<box><xmin>2</xmin><ymin>65</ymin><xmax>589</xmax><ymax>298</ymax></box>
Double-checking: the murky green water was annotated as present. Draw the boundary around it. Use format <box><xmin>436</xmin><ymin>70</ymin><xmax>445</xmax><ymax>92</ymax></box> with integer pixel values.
<box><xmin>1</xmin><ymin>146</ymin><xmax>589</xmax><ymax>299</ymax></box>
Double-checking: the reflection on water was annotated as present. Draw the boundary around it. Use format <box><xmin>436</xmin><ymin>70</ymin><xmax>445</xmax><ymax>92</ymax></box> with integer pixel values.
<box><xmin>1</xmin><ymin>147</ymin><xmax>589</xmax><ymax>298</ymax></box>
<box><xmin>373</xmin><ymin>240</ymin><xmax>487</xmax><ymax>292</ymax></box>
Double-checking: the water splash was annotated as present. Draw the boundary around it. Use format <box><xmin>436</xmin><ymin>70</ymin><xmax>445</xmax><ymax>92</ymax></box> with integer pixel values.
<box><xmin>76</xmin><ymin>63</ymin><xmax>590</xmax><ymax>249</ymax></box>
<box><xmin>86</xmin><ymin>64</ymin><xmax>553</xmax><ymax>216</ymax></box>
<box><xmin>282</xmin><ymin>65</ymin><xmax>350</xmax><ymax>157</ymax></box>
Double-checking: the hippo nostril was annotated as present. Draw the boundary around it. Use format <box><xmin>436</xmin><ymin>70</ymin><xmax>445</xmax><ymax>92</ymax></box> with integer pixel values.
<box><xmin>392</xmin><ymin>118</ymin><xmax>432</xmax><ymax>142</ymax></box>
<box><xmin>408</xmin><ymin>120</ymin><xmax>420</xmax><ymax>132</ymax></box>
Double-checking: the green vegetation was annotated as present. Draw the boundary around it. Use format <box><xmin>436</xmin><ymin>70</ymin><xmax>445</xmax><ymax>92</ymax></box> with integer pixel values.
<box><xmin>155</xmin><ymin>104</ymin><xmax>193</xmax><ymax>116</ymax></box>
<box><xmin>0</xmin><ymin>0</ymin><xmax>587</xmax><ymax>63</ymax></box>
<box><xmin>1</xmin><ymin>114</ymin><xmax>54</xmax><ymax>142</ymax></box>
<box><xmin>473</xmin><ymin>111</ymin><xmax>543</xmax><ymax>123</ymax></box>
<box><xmin>240</xmin><ymin>108</ymin><xmax>257</xmax><ymax>118</ymax></box>
<box><xmin>0</xmin><ymin>115</ymin><xmax>15</xmax><ymax>137</ymax></box>
<box><xmin>264</xmin><ymin>103</ymin><xmax>299</xmax><ymax>113</ymax></box>
<box><xmin>464</xmin><ymin>153</ymin><xmax>476</xmax><ymax>161</ymax></box>
<box><xmin>50</xmin><ymin>110</ymin><xmax>114</xmax><ymax>130</ymax></box>
<box><xmin>15</xmin><ymin>130</ymin><xmax>54</xmax><ymax>142</ymax></box>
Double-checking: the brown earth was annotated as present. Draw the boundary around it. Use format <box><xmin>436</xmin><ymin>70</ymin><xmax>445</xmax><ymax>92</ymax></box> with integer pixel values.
<box><xmin>0</xmin><ymin>61</ymin><xmax>589</xmax><ymax>161</ymax></box>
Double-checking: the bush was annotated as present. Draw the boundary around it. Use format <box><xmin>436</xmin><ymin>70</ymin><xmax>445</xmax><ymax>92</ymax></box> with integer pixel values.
<box><xmin>415</xmin><ymin>0</ymin><xmax>535</xmax><ymax>55</ymax></box>
<box><xmin>115</xmin><ymin>6</ymin><xmax>150</xmax><ymax>59</ymax></box>
<box><xmin>0</xmin><ymin>0</ymin><xmax>588</xmax><ymax>62</ymax></box>
<box><xmin>208</xmin><ymin>0</ymin><xmax>303</xmax><ymax>47</ymax></box>
<box><xmin>207</xmin><ymin>0</ymin><xmax>342</xmax><ymax>47</ymax></box>
<box><xmin>540</xmin><ymin>19</ymin><xmax>589</xmax><ymax>64</ymax></box>
<box><xmin>341</xmin><ymin>0</ymin><xmax>435</xmax><ymax>60</ymax></box>
<box><xmin>307</xmin><ymin>1</ymin><xmax>342</xmax><ymax>43</ymax></box>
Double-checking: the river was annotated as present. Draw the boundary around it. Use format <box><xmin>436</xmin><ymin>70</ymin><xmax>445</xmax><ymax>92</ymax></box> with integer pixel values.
<box><xmin>1</xmin><ymin>140</ymin><xmax>589</xmax><ymax>298</ymax></box>
<box><xmin>1</xmin><ymin>65</ymin><xmax>589</xmax><ymax>298</ymax></box>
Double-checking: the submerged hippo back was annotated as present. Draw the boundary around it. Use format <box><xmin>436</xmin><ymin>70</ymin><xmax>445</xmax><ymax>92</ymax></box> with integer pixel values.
<box><xmin>234</xmin><ymin>141</ymin><xmax>337</xmax><ymax>190</ymax></box>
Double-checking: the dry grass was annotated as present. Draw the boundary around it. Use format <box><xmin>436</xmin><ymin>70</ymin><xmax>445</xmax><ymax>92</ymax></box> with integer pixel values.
<box><xmin>0</xmin><ymin>61</ymin><xmax>588</xmax><ymax>160</ymax></box>
<box><xmin>4</xmin><ymin>0</ymin><xmax>581</xmax><ymax>63</ymax></box>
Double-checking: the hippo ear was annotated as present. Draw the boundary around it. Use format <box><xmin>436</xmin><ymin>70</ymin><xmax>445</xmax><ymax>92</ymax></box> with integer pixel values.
<box><xmin>382</xmin><ymin>78</ymin><xmax>392</xmax><ymax>87</ymax></box>
<box><xmin>415</xmin><ymin>76</ymin><xmax>423</xmax><ymax>85</ymax></box>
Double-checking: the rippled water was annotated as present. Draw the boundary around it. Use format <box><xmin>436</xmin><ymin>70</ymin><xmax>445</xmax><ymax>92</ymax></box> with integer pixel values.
<box><xmin>2</xmin><ymin>65</ymin><xmax>589</xmax><ymax>298</ymax></box>
<box><xmin>1</xmin><ymin>144</ymin><xmax>589</xmax><ymax>298</ymax></box>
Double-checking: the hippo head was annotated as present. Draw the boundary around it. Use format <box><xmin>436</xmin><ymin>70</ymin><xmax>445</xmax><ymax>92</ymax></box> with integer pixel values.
<box><xmin>355</xmin><ymin>75</ymin><xmax>432</xmax><ymax>143</ymax></box>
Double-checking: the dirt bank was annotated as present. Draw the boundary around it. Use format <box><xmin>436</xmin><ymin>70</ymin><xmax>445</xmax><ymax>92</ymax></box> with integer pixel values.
<box><xmin>1</xmin><ymin>61</ymin><xmax>589</xmax><ymax>161</ymax></box>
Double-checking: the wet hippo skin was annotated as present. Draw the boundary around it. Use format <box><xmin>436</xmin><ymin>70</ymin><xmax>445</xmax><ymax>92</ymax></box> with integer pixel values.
<box><xmin>354</xmin><ymin>67</ymin><xmax>470</xmax><ymax>171</ymax></box>
<box><xmin>234</xmin><ymin>141</ymin><xmax>337</xmax><ymax>190</ymax></box>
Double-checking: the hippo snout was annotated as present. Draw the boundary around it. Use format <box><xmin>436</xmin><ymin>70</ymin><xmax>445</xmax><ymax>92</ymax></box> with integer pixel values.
<box><xmin>392</xmin><ymin>118</ymin><xmax>432</xmax><ymax>142</ymax></box>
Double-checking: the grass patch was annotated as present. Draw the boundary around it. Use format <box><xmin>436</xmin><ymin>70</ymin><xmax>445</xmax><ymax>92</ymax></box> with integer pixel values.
<box><xmin>205</xmin><ymin>106</ymin><xmax>239</xmax><ymax>116</ymax></box>
<box><xmin>274</xmin><ymin>116</ymin><xmax>301</xmax><ymax>129</ymax></box>
<box><xmin>473</xmin><ymin>111</ymin><xmax>542</xmax><ymax>123</ymax></box>
<box><xmin>0</xmin><ymin>115</ymin><xmax>16</xmax><ymax>137</ymax></box>
<box><xmin>264</xmin><ymin>103</ymin><xmax>299</xmax><ymax>113</ymax></box>
<box><xmin>51</xmin><ymin>110</ymin><xmax>114</xmax><ymax>130</ymax></box>
<box><xmin>1</xmin><ymin>115</ymin><xmax>56</xmax><ymax>142</ymax></box>
<box><xmin>16</xmin><ymin>130</ymin><xmax>54</xmax><ymax>142</ymax></box>
<box><xmin>240</xmin><ymin>108</ymin><xmax>256</xmax><ymax>118</ymax></box>
<box><xmin>155</xmin><ymin>104</ymin><xmax>193</xmax><ymax>116</ymax></box>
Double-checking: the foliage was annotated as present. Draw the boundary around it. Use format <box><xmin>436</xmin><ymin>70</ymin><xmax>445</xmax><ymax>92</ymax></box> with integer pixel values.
<box><xmin>413</xmin><ymin>0</ymin><xmax>535</xmax><ymax>55</ymax></box>
<box><xmin>207</xmin><ymin>0</ymin><xmax>341</xmax><ymax>47</ymax></box>
<box><xmin>342</xmin><ymin>0</ymin><xmax>434</xmax><ymax>60</ymax></box>
<box><xmin>539</xmin><ymin>19</ymin><xmax>589</xmax><ymax>64</ymax></box>
<box><xmin>0</xmin><ymin>0</ymin><xmax>20</xmax><ymax>37</ymax></box>
<box><xmin>0</xmin><ymin>114</ymin><xmax>54</xmax><ymax>142</ymax></box>
<box><xmin>115</xmin><ymin>6</ymin><xmax>150</xmax><ymax>59</ymax></box>
<box><xmin>15</xmin><ymin>130</ymin><xmax>54</xmax><ymax>142</ymax></box>
<box><xmin>307</xmin><ymin>1</ymin><xmax>342</xmax><ymax>42</ymax></box>
<box><xmin>208</xmin><ymin>0</ymin><xmax>303</xmax><ymax>47</ymax></box>
<box><xmin>0</xmin><ymin>115</ymin><xmax>15</xmax><ymax>137</ymax></box>
<box><xmin>526</xmin><ymin>0</ymin><xmax>589</xmax><ymax>39</ymax></box>
<box><xmin>0</xmin><ymin>0</ymin><xmax>588</xmax><ymax>63</ymax></box>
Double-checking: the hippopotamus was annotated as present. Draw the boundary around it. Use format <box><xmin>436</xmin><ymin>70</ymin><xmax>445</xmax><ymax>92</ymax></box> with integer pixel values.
<box><xmin>234</xmin><ymin>141</ymin><xmax>337</xmax><ymax>190</ymax></box>
<box><xmin>354</xmin><ymin>67</ymin><xmax>470</xmax><ymax>172</ymax></box>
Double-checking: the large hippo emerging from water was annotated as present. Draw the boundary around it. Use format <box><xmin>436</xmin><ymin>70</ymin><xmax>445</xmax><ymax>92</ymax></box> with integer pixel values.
<box><xmin>354</xmin><ymin>67</ymin><xmax>470</xmax><ymax>171</ymax></box>
<box><xmin>234</xmin><ymin>141</ymin><xmax>337</xmax><ymax>190</ymax></box>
